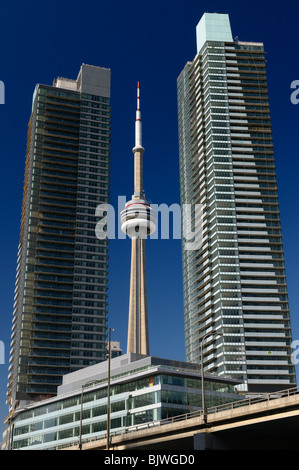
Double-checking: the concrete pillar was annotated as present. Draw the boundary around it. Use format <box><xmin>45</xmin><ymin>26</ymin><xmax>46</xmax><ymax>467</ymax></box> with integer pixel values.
<box><xmin>193</xmin><ymin>432</ymin><xmax>212</xmax><ymax>450</ymax></box>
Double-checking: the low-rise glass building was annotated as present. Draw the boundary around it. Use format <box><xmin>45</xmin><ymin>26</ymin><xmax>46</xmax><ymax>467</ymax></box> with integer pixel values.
<box><xmin>5</xmin><ymin>354</ymin><xmax>242</xmax><ymax>450</ymax></box>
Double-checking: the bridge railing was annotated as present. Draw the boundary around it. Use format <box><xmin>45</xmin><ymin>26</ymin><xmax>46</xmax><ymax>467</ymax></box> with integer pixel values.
<box><xmin>102</xmin><ymin>386</ymin><xmax>299</xmax><ymax>438</ymax></box>
<box><xmin>53</xmin><ymin>385</ymin><xmax>299</xmax><ymax>450</ymax></box>
<box><xmin>205</xmin><ymin>385</ymin><xmax>299</xmax><ymax>415</ymax></box>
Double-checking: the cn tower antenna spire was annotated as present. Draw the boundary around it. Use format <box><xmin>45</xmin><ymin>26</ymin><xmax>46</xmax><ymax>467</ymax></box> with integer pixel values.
<box><xmin>135</xmin><ymin>82</ymin><xmax>143</xmax><ymax>150</ymax></box>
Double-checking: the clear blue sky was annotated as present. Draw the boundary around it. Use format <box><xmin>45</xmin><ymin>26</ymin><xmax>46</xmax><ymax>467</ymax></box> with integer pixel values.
<box><xmin>0</xmin><ymin>0</ymin><xmax>299</xmax><ymax>436</ymax></box>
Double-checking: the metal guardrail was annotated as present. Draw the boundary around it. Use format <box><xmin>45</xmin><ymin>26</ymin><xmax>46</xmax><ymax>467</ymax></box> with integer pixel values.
<box><xmin>53</xmin><ymin>385</ymin><xmax>299</xmax><ymax>450</ymax></box>
<box><xmin>204</xmin><ymin>385</ymin><xmax>299</xmax><ymax>415</ymax></box>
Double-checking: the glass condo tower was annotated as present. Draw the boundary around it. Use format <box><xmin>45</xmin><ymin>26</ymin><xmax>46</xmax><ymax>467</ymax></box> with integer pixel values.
<box><xmin>177</xmin><ymin>13</ymin><xmax>296</xmax><ymax>392</ymax></box>
<box><xmin>8</xmin><ymin>64</ymin><xmax>111</xmax><ymax>407</ymax></box>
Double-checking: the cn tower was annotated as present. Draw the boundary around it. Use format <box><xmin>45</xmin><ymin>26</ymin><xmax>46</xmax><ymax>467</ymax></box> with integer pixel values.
<box><xmin>121</xmin><ymin>83</ymin><xmax>156</xmax><ymax>355</ymax></box>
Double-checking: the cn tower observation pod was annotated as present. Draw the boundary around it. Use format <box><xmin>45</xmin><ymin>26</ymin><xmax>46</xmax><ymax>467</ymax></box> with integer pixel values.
<box><xmin>120</xmin><ymin>199</ymin><xmax>156</xmax><ymax>239</ymax></box>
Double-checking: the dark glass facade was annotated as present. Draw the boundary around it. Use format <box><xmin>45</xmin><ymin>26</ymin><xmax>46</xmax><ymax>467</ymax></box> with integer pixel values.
<box><xmin>8</xmin><ymin>65</ymin><xmax>111</xmax><ymax>405</ymax></box>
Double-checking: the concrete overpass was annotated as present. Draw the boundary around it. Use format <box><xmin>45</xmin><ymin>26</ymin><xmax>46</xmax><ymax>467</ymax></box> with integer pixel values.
<box><xmin>63</xmin><ymin>387</ymin><xmax>299</xmax><ymax>450</ymax></box>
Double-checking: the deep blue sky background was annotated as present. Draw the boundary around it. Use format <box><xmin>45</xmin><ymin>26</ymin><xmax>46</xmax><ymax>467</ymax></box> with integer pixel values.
<box><xmin>0</xmin><ymin>0</ymin><xmax>299</xmax><ymax>437</ymax></box>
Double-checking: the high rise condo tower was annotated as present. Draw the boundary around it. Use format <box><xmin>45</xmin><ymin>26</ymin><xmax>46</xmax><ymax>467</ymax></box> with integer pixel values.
<box><xmin>8</xmin><ymin>64</ymin><xmax>111</xmax><ymax>407</ymax></box>
<box><xmin>177</xmin><ymin>13</ymin><xmax>296</xmax><ymax>392</ymax></box>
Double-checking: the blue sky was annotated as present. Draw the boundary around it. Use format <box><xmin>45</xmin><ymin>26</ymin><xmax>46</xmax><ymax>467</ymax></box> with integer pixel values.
<box><xmin>0</xmin><ymin>0</ymin><xmax>299</xmax><ymax>436</ymax></box>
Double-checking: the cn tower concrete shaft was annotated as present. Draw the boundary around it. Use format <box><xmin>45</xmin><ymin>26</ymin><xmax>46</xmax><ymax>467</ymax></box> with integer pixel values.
<box><xmin>121</xmin><ymin>83</ymin><xmax>156</xmax><ymax>356</ymax></box>
<box><xmin>127</xmin><ymin>235</ymin><xmax>149</xmax><ymax>355</ymax></box>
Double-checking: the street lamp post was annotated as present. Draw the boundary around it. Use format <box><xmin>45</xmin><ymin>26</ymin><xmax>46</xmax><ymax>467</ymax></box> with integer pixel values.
<box><xmin>79</xmin><ymin>379</ymin><xmax>101</xmax><ymax>450</ymax></box>
<box><xmin>200</xmin><ymin>330</ymin><xmax>222</xmax><ymax>424</ymax></box>
<box><xmin>106</xmin><ymin>327</ymin><xmax>115</xmax><ymax>451</ymax></box>
<box><xmin>106</xmin><ymin>328</ymin><xmax>111</xmax><ymax>450</ymax></box>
